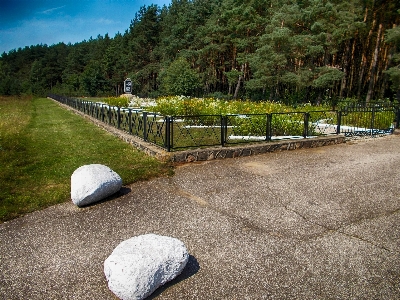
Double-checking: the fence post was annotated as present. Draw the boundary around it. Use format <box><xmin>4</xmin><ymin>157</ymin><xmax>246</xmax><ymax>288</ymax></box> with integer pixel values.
<box><xmin>266</xmin><ymin>113</ymin><xmax>272</xmax><ymax>141</ymax></box>
<box><xmin>303</xmin><ymin>112</ymin><xmax>310</xmax><ymax>138</ymax></box>
<box><xmin>128</xmin><ymin>109</ymin><xmax>132</xmax><ymax>134</ymax></box>
<box><xmin>221</xmin><ymin>115</ymin><xmax>226</xmax><ymax>147</ymax></box>
<box><xmin>171</xmin><ymin>116</ymin><xmax>174</xmax><ymax>149</ymax></box>
<box><xmin>336</xmin><ymin>111</ymin><xmax>342</xmax><ymax>134</ymax></box>
<box><xmin>96</xmin><ymin>103</ymin><xmax>100</xmax><ymax>119</ymax></box>
<box><xmin>397</xmin><ymin>107</ymin><xmax>400</xmax><ymax>129</ymax></box>
<box><xmin>117</xmin><ymin>107</ymin><xmax>121</xmax><ymax>129</ymax></box>
<box><xmin>143</xmin><ymin>111</ymin><xmax>148</xmax><ymax>141</ymax></box>
<box><xmin>108</xmin><ymin>106</ymin><xmax>112</xmax><ymax>124</ymax></box>
<box><xmin>165</xmin><ymin>116</ymin><xmax>171</xmax><ymax>152</ymax></box>
<box><xmin>370</xmin><ymin>106</ymin><xmax>375</xmax><ymax>136</ymax></box>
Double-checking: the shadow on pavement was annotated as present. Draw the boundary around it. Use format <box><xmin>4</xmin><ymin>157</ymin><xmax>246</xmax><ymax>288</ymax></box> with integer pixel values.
<box><xmin>148</xmin><ymin>255</ymin><xmax>200</xmax><ymax>299</ymax></box>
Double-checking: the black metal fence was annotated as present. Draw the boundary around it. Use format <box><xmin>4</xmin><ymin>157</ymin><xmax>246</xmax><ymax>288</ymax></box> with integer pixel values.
<box><xmin>49</xmin><ymin>94</ymin><xmax>399</xmax><ymax>152</ymax></box>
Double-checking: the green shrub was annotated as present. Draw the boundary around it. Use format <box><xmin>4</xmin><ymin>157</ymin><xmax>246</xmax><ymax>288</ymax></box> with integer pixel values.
<box><xmin>271</xmin><ymin>113</ymin><xmax>304</xmax><ymax>136</ymax></box>
<box><xmin>341</xmin><ymin>110</ymin><xmax>395</xmax><ymax>129</ymax></box>
<box><xmin>103</xmin><ymin>96</ymin><xmax>129</xmax><ymax>107</ymax></box>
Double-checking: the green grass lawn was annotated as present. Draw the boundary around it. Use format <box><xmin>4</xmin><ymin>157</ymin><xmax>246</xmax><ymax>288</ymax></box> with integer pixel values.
<box><xmin>0</xmin><ymin>96</ymin><xmax>172</xmax><ymax>222</ymax></box>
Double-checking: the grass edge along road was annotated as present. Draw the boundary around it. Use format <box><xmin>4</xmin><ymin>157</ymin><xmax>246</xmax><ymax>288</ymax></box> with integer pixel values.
<box><xmin>0</xmin><ymin>96</ymin><xmax>172</xmax><ymax>223</ymax></box>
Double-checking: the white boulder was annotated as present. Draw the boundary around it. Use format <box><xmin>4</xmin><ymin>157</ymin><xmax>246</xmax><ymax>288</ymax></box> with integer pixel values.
<box><xmin>104</xmin><ymin>234</ymin><xmax>189</xmax><ymax>300</ymax></box>
<box><xmin>71</xmin><ymin>164</ymin><xmax>122</xmax><ymax>207</ymax></box>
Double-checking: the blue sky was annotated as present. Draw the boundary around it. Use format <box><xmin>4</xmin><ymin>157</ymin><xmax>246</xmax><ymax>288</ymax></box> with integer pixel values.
<box><xmin>0</xmin><ymin>0</ymin><xmax>171</xmax><ymax>54</ymax></box>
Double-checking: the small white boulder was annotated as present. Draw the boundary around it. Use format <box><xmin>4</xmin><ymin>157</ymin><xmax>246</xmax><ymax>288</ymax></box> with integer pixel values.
<box><xmin>104</xmin><ymin>234</ymin><xmax>189</xmax><ymax>300</ymax></box>
<box><xmin>71</xmin><ymin>164</ymin><xmax>122</xmax><ymax>207</ymax></box>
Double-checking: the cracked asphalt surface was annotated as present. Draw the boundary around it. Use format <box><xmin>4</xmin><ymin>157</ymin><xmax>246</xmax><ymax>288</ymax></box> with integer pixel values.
<box><xmin>1</xmin><ymin>135</ymin><xmax>399</xmax><ymax>299</ymax></box>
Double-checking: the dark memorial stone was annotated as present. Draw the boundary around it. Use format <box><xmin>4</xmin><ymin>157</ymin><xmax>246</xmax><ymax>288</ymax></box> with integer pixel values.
<box><xmin>124</xmin><ymin>78</ymin><xmax>132</xmax><ymax>94</ymax></box>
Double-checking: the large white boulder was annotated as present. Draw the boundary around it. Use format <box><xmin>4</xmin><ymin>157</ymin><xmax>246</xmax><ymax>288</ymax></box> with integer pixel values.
<box><xmin>71</xmin><ymin>164</ymin><xmax>122</xmax><ymax>207</ymax></box>
<box><xmin>104</xmin><ymin>234</ymin><xmax>189</xmax><ymax>300</ymax></box>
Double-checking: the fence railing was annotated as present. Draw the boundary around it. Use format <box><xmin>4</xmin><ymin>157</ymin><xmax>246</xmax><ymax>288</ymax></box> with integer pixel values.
<box><xmin>49</xmin><ymin>94</ymin><xmax>399</xmax><ymax>152</ymax></box>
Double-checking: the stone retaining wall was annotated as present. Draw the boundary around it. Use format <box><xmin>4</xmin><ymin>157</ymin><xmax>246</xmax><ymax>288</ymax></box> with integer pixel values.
<box><xmin>172</xmin><ymin>136</ymin><xmax>346</xmax><ymax>162</ymax></box>
<box><xmin>50</xmin><ymin>98</ymin><xmax>346</xmax><ymax>163</ymax></box>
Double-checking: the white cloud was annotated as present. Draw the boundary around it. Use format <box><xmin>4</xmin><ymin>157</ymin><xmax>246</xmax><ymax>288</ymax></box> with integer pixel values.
<box><xmin>95</xmin><ymin>18</ymin><xmax>120</xmax><ymax>25</ymax></box>
<box><xmin>40</xmin><ymin>5</ymin><xmax>66</xmax><ymax>15</ymax></box>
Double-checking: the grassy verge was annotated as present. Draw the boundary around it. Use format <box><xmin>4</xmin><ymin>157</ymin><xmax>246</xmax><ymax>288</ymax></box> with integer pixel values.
<box><xmin>0</xmin><ymin>96</ymin><xmax>172</xmax><ymax>222</ymax></box>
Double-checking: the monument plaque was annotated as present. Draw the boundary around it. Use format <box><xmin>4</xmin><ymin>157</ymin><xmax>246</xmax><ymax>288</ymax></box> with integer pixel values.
<box><xmin>124</xmin><ymin>78</ymin><xmax>132</xmax><ymax>94</ymax></box>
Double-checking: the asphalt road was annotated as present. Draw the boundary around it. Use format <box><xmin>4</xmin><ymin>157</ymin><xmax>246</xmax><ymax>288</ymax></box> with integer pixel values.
<box><xmin>1</xmin><ymin>135</ymin><xmax>399</xmax><ymax>299</ymax></box>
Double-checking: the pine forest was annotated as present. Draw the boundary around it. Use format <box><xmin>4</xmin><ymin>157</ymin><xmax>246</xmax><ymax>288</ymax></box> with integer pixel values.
<box><xmin>1</xmin><ymin>0</ymin><xmax>400</xmax><ymax>105</ymax></box>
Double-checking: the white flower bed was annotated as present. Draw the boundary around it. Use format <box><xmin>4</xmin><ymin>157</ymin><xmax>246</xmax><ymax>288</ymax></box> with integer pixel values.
<box><xmin>128</xmin><ymin>95</ymin><xmax>157</xmax><ymax>108</ymax></box>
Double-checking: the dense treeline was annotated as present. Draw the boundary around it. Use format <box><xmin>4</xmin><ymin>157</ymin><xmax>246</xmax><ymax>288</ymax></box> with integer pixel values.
<box><xmin>1</xmin><ymin>0</ymin><xmax>399</xmax><ymax>103</ymax></box>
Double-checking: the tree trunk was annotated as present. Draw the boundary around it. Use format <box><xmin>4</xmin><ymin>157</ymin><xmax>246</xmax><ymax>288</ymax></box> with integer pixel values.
<box><xmin>366</xmin><ymin>23</ymin><xmax>383</xmax><ymax>103</ymax></box>
<box><xmin>358</xmin><ymin>18</ymin><xmax>376</xmax><ymax>99</ymax></box>
<box><xmin>379</xmin><ymin>45</ymin><xmax>393</xmax><ymax>98</ymax></box>
<box><xmin>380</xmin><ymin>24</ymin><xmax>397</xmax><ymax>98</ymax></box>
<box><xmin>348</xmin><ymin>38</ymin><xmax>357</xmax><ymax>97</ymax></box>
<box><xmin>340</xmin><ymin>41</ymin><xmax>351</xmax><ymax>98</ymax></box>
<box><xmin>233</xmin><ymin>64</ymin><xmax>244</xmax><ymax>99</ymax></box>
